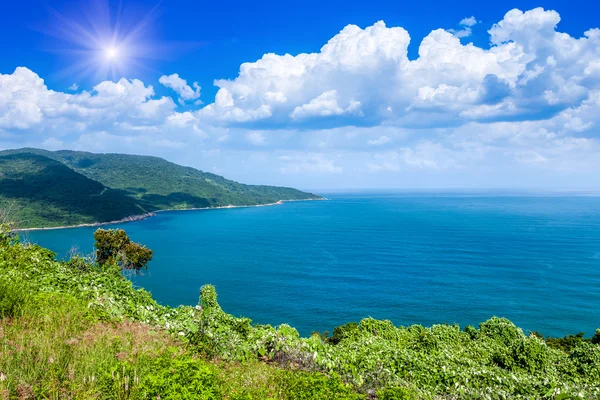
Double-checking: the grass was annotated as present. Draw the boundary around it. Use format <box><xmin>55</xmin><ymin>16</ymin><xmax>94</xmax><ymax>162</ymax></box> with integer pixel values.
<box><xmin>0</xmin><ymin>291</ymin><xmax>361</xmax><ymax>399</ymax></box>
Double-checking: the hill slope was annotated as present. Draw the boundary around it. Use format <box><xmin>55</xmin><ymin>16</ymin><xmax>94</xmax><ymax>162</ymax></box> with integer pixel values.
<box><xmin>0</xmin><ymin>153</ymin><xmax>145</xmax><ymax>228</ymax></box>
<box><xmin>0</xmin><ymin>148</ymin><xmax>322</xmax><ymax>228</ymax></box>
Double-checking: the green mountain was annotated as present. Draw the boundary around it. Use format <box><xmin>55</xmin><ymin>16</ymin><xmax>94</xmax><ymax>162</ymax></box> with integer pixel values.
<box><xmin>0</xmin><ymin>148</ymin><xmax>322</xmax><ymax>229</ymax></box>
<box><xmin>0</xmin><ymin>153</ymin><xmax>145</xmax><ymax>228</ymax></box>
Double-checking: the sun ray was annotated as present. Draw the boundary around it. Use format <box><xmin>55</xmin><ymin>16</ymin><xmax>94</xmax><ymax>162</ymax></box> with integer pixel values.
<box><xmin>38</xmin><ymin>0</ymin><xmax>181</xmax><ymax>83</ymax></box>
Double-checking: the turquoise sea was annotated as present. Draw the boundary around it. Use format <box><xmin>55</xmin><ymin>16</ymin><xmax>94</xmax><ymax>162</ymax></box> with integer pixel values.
<box><xmin>24</xmin><ymin>192</ymin><xmax>600</xmax><ymax>337</ymax></box>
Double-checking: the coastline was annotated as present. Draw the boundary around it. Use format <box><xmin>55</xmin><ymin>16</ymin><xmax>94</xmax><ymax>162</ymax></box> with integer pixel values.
<box><xmin>13</xmin><ymin>197</ymin><xmax>327</xmax><ymax>232</ymax></box>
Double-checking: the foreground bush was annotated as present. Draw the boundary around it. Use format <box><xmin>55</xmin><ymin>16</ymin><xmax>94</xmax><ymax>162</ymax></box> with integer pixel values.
<box><xmin>94</xmin><ymin>228</ymin><xmax>154</xmax><ymax>271</ymax></box>
<box><xmin>1</xmin><ymin>228</ymin><xmax>599</xmax><ymax>399</ymax></box>
<box><xmin>190</xmin><ymin>287</ymin><xmax>600</xmax><ymax>398</ymax></box>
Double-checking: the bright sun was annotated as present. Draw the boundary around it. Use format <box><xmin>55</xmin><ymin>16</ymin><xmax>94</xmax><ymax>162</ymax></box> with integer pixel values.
<box><xmin>44</xmin><ymin>2</ymin><xmax>178</xmax><ymax>81</ymax></box>
<box><xmin>104</xmin><ymin>47</ymin><xmax>119</xmax><ymax>61</ymax></box>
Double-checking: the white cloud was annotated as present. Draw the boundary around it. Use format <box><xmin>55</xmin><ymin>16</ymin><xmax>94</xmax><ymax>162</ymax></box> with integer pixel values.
<box><xmin>449</xmin><ymin>16</ymin><xmax>478</xmax><ymax>38</ymax></box>
<box><xmin>41</xmin><ymin>137</ymin><xmax>64</xmax><ymax>150</ymax></box>
<box><xmin>73</xmin><ymin>131</ymin><xmax>185</xmax><ymax>153</ymax></box>
<box><xmin>460</xmin><ymin>17</ymin><xmax>478</xmax><ymax>27</ymax></box>
<box><xmin>192</xmin><ymin>8</ymin><xmax>599</xmax><ymax>130</ymax></box>
<box><xmin>246</xmin><ymin>131</ymin><xmax>266</xmax><ymax>146</ymax></box>
<box><xmin>159</xmin><ymin>73</ymin><xmax>201</xmax><ymax>103</ymax></box>
<box><xmin>0</xmin><ymin>68</ymin><xmax>176</xmax><ymax>135</ymax></box>
<box><xmin>368</xmin><ymin>136</ymin><xmax>391</xmax><ymax>146</ymax></box>
<box><xmin>290</xmin><ymin>90</ymin><xmax>362</xmax><ymax>119</ymax></box>
<box><xmin>514</xmin><ymin>150</ymin><xmax>548</xmax><ymax>165</ymax></box>
<box><xmin>166</xmin><ymin>111</ymin><xmax>196</xmax><ymax>127</ymax></box>
<box><xmin>0</xmin><ymin>67</ymin><xmax>46</xmax><ymax>129</ymax></box>
<box><xmin>367</xmin><ymin>142</ymin><xmax>458</xmax><ymax>171</ymax></box>
<box><xmin>68</xmin><ymin>83</ymin><xmax>79</xmax><ymax>91</ymax></box>
<box><xmin>215</xmin><ymin>88</ymin><xmax>234</xmax><ymax>107</ymax></box>
<box><xmin>279</xmin><ymin>153</ymin><xmax>343</xmax><ymax>174</ymax></box>
<box><xmin>195</xmin><ymin>21</ymin><xmax>409</xmax><ymax>126</ymax></box>
<box><xmin>6</xmin><ymin>8</ymin><xmax>599</xmax><ymax>134</ymax></box>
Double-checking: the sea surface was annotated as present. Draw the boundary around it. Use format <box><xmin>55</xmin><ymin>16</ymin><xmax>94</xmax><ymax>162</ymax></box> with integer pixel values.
<box><xmin>24</xmin><ymin>192</ymin><xmax>600</xmax><ymax>337</ymax></box>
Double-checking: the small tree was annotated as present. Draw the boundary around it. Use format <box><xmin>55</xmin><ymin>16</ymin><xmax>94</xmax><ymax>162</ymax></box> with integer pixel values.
<box><xmin>94</xmin><ymin>228</ymin><xmax>153</xmax><ymax>271</ymax></box>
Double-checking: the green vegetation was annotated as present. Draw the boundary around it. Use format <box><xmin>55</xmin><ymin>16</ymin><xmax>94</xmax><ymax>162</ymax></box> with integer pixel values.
<box><xmin>0</xmin><ymin>153</ymin><xmax>145</xmax><ymax>229</ymax></box>
<box><xmin>1</xmin><ymin>226</ymin><xmax>599</xmax><ymax>398</ymax></box>
<box><xmin>533</xmin><ymin>331</ymin><xmax>600</xmax><ymax>353</ymax></box>
<box><xmin>94</xmin><ymin>229</ymin><xmax>154</xmax><ymax>271</ymax></box>
<box><xmin>0</xmin><ymin>148</ymin><xmax>322</xmax><ymax>229</ymax></box>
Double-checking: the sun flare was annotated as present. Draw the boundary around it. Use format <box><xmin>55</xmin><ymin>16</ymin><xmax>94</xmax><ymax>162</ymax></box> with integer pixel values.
<box><xmin>42</xmin><ymin>1</ymin><xmax>172</xmax><ymax>81</ymax></box>
<box><xmin>104</xmin><ymin>46</ymin><xmax>119</xmax><ymax>61</ymax></box>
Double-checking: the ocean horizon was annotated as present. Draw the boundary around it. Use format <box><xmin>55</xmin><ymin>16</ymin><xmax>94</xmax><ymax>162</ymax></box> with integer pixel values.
<box><xmin>24</xmin><ymin>190</ymin><xmax>600</xmax><ymax>338</ymax></box>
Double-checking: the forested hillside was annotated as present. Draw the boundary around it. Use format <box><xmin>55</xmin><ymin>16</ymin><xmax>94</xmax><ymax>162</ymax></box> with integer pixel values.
<box><xmin>0</xmin><ymin>149</ymin><xmax>321</xmax><ymax>228</ymax></box>
<box><xmin>0</xmin><ymin>153</ymin><xmax>145</xmax><ymax>228</ymax></box>
<box><xmin>1</xmin><ymin>148</ymin><xmax>321</xmax><ymax>210</ymax></box>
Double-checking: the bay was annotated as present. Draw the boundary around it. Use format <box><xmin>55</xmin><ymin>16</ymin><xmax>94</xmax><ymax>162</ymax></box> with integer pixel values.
<box><xmin>24</xmin><ymin>191</ymin><xmax>600</xmax><ymax>337</ymax></box>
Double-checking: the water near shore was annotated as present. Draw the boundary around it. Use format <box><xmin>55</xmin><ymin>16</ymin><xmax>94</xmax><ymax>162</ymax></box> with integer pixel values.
<box><xmin>24</xmin><ymin>191</ymin><xmax>600</xmax><ymax>337</ymax></box>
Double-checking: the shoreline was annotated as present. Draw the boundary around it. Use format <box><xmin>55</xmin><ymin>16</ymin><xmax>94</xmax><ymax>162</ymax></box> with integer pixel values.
<box><xmin>13</xmin><ymin>197</ymin><xmax>327</xmax><ymax>232</ymax></box>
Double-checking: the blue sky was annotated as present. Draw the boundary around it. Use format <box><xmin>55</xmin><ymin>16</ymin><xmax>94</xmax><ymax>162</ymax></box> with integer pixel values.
<box><xmin>1</xmin><ymin>0</ymin><xmax>600</xmax><ymax>190</ymax></box>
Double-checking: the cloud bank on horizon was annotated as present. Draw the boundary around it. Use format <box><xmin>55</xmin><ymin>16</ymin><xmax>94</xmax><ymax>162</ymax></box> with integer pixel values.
<box><xmin>1</xmin><ymin>7</ymin><xmax>600</xmax><ymax>189</ymax></box>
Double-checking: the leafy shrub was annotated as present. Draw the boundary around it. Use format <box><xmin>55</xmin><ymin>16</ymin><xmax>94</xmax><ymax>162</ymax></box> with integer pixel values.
<box><xmin>376</xmin><ymin>386</ymin><xmax>419</xmax><ymax>400</ymax></box>
<box><xmin>478</xmin><ymin>317</ymin><xmax>524</xmax><ymax>345</ymax></box>
<box><xmin>329</xmin><ymin>322</ymin><xmax>359</xmax><ymax>345</ymax></box>
<box><xmin>494</xmin><ymin>337</ymin><xmax>551</xmax><ymax>373</ymax></box>
<box><xmin>189</xmin><ymin>285</ymin><xmax>254</xmax><ymax>359</ymax></box>
<box><xmin>569</xmin><ymin>342</ymin><xmax>600</xmax><ymax>380</ymax></box>
<box><xmin>94</xmin><ymin>228</ymin><xmax>153</xmax><ymax>270</ymax></box>
<box><xmin>463</xmin><ymin>324</ymin><xmax>477</xmax><ymax>339</ymax></box>
<box><xmin>538</xmin><ymin>331</ymin><xmax>592</xmax><ymax>353</ymax></box>
<box><xmin>359</xmin><ymin>318</ymin><xmax>398</xmax><ymax>341</ymax></box>
<box><xmin>274</xmin><ymin>371</ymin><xmax>364</xmax><ymax>400</ymax></box>
<box><xmin>136</xmin><ymin>356</ymin><xmax>222</xmax><ymax>399</ymax></box>
<box><xmin>65</xmin><ymin>255</ymin><xmax>96</xmax><ymax>273</ymax></box>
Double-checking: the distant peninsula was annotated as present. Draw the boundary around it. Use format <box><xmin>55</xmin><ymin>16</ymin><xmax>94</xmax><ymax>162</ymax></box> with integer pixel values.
<box><xmin>0</xmin><ymin>148</ymin><xmax>323</xmax><ymax>229</ymax></box>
